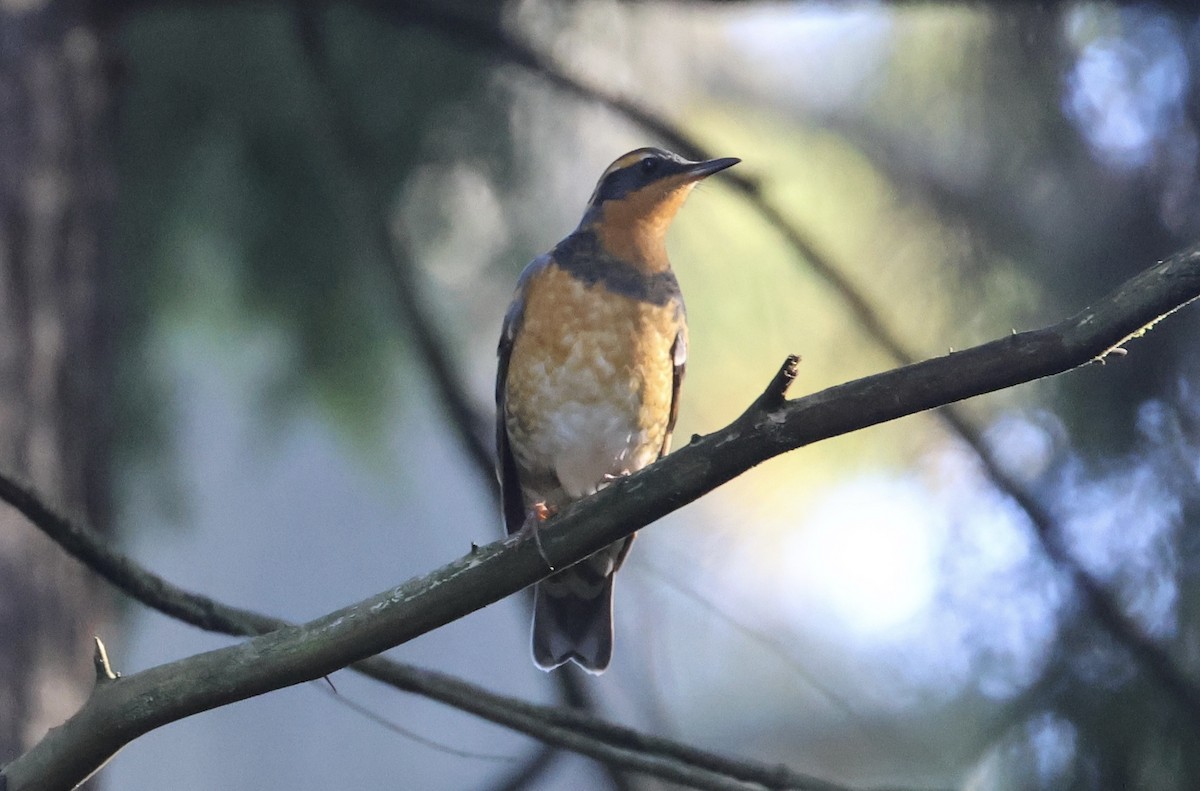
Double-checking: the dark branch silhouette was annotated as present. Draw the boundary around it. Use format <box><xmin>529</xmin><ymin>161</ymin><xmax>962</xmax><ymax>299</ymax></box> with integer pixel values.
<box><xmin>483</xmin><ymin>744</ymin><xmax>558</xmax><ymax>791</ymax></box>
<box><xmin>2</xmin><ymin>241</ymin><xmax>1197</xmax><ymax>790</ymax></box>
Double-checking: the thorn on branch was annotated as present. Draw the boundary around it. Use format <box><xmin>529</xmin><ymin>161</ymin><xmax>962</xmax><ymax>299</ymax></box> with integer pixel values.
<box><xmin>1092</xmin><ymin>345</ymin><xmax>1129</xmax><ymax>365</ymax></box>
<box><xmin>93</xmin><ymin>636</ymin><xmax>119</xmax><ymax>685</ymax></box>
<box><xmin>742</xmin><ymin>354</ymin><xmax>800</xmax><ymax>419</ymax></box>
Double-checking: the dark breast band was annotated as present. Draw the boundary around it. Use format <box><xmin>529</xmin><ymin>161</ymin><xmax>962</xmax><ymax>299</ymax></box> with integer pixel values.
<box><xmin>552</xmin><ymin>230</ymin><xmax>683</xmax><ymax>307</ymax></box>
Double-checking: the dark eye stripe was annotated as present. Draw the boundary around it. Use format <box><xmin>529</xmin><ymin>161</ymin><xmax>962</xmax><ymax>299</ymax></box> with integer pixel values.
<box><xmin>592</xmin><ymin>165</ymin><xmax>642</xmax><ymax>205</ymax></box>
<box><xmin>589</xmin><ymin>156</ymin><xmax>677</xmax><ymax>206</ymax></box>
<box><xmin>584</xmin><ymin>148</ymin><xmax>693</xmax><ymax>209</ymax></box>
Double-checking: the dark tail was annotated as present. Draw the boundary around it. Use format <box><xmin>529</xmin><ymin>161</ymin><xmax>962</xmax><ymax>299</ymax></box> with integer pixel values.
<box><xmin>531</xmin><ymin>568</ymin><xmax>615</xmax><ymax>674</ymax></box>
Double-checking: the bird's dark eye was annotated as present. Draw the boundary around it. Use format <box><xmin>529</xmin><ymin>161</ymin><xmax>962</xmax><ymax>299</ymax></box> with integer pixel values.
<box><xmin>640</xmin><ymin>157</ymin><xmax>659</xmax><ymax>176</ymax></box>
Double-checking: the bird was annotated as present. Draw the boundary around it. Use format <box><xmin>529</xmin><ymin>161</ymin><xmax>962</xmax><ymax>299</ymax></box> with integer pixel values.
<box><xmin>496</xmin><ymin>147</ymin><xmax>739</xmax><ymax>673</ymax></box>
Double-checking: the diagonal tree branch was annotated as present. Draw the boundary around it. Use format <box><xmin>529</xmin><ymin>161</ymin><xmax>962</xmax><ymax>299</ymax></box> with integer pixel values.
<box><xmin>340</xmin><ymin>1</ymin><xmax>1200</xmax><ymax>727</ymax></box>
<box><xmin>3</xmin><ymin>242</ymin><xmax>1198</xmax><ymax>790</ymax></box>
<box><xmin>286</xmin><ymin>3</ymin><xmax>500</xmax><ymax>497</ymax></box>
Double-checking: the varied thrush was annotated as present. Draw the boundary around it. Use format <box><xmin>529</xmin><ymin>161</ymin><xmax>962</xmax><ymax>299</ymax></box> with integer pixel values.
<box><xmin>496</xmin><ymin>147</ymin><xmax>739</xmax><ymax>673</ymax></box>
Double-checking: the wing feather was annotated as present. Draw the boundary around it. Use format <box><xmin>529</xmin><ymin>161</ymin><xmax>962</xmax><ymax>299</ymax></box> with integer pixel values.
<box><xmin>660</xmin><ymin>329</ymin><xmax>686</xmax><ymax>459</ymax></box>
<box><xmin>496</xmin><ymin>255</ymin><xmax>551</xmax><ymax>534</ymax></box>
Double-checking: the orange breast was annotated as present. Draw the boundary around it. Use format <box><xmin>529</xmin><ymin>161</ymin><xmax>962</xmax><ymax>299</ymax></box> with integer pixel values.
<box><xmin>504</xmin><ymin>262</ymin><xmax>684</xmax><ymax>501</ymax></box>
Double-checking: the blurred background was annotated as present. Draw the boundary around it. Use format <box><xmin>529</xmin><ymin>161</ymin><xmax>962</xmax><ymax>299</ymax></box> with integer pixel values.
<box><xmin>4</xmin><ymin>1</ymin><xmax>1200</xmax><ymax>789</ymax></box>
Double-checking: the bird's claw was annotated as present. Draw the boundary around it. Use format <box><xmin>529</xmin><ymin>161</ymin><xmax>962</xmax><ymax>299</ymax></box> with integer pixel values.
<box><xmin>598</xmin><ymin>470</ymin><xmax>631</xmax><ymax>490</ymax></box>
<box><xmin>519</xmin><ymin>504</ymin><xmax>557</xmax><ymax>571</ymax></box>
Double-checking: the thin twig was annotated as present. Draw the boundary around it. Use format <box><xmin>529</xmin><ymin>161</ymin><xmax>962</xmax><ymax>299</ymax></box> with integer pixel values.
<box><xmin>291</xmin><ymin>2</ymin><xmax>497</xmax><ymax>498</ymax></box>
<box><xmin>313</xmin><ymin>683</ymin><xmax>520</xmax><ymax>763</ymax></box>
<box><xmin>484</xmin><ymin>745</ymin><xmax>558</xmax><ymax>791</ymax></box>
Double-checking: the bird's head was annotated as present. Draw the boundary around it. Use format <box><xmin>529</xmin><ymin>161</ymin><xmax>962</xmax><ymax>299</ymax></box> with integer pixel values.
<box><xmin>580</xmin><ymin>148</ymin><xmax>739</xmax><ymax>270</ymax></box>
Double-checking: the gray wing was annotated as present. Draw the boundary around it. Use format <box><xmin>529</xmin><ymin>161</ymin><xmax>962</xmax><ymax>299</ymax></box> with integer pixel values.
<box><xmin>496</xmin><ymin>255</ymin><xmax>551</xmax><ymax>534</ymax></box>
<box><xmin>660</xmin><ymin>328</ymin><xmax>686</xmax><ymax>459</ymax></box>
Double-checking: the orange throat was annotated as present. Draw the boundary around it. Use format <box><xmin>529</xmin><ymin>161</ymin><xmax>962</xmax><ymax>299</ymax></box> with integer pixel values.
<box><xmin>590</xmin><ymin>183</ymin><xmax>696</xmax><ymax>273</ymax></box>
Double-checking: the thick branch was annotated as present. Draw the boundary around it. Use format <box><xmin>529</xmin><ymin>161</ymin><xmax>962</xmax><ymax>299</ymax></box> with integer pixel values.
<box><xmin>285</xmin><ymin>0</ymin><xmax>1200</xmax><ymax>722</ymax></box>
<box><xmin>395</xmin><ymin>3</ymin><xmax>1200</xmax><ymax>720</ymax></box>
<box><xmin>3</xmin><ymin>244</ymin><xmax>1198</xmax><ymax>789</ymax></box>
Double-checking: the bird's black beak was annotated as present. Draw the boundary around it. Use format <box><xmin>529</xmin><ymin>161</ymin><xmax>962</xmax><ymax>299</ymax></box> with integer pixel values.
<box><xmin>681</xmin><ymin>156</ymin><xmax>740</xmax><ymax>181</ymax></box>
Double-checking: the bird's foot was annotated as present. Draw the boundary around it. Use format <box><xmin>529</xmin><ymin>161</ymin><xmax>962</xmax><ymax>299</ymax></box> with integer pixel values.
<box><xmin>518</xmin><ymin>503</ymin><xmax>557</xmax><ymax>571</ymax></box>
<box><xmin>598</xmin><ymin>470</ymin><xmax>631</xmax><ymax>490</ymax></box>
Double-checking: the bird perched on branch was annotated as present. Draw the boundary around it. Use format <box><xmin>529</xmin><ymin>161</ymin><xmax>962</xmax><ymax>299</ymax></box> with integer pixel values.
<box><xmin>496</xmin><ymin>147</ymin><xmax>739</xmax><ymax>673</ymax></box>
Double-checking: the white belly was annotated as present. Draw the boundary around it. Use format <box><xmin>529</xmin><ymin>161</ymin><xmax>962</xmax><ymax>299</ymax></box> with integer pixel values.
<box><xmin>508</xmin><ymin>397</ymin><xmax>659</xmax><ymax>500</ymax></box>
